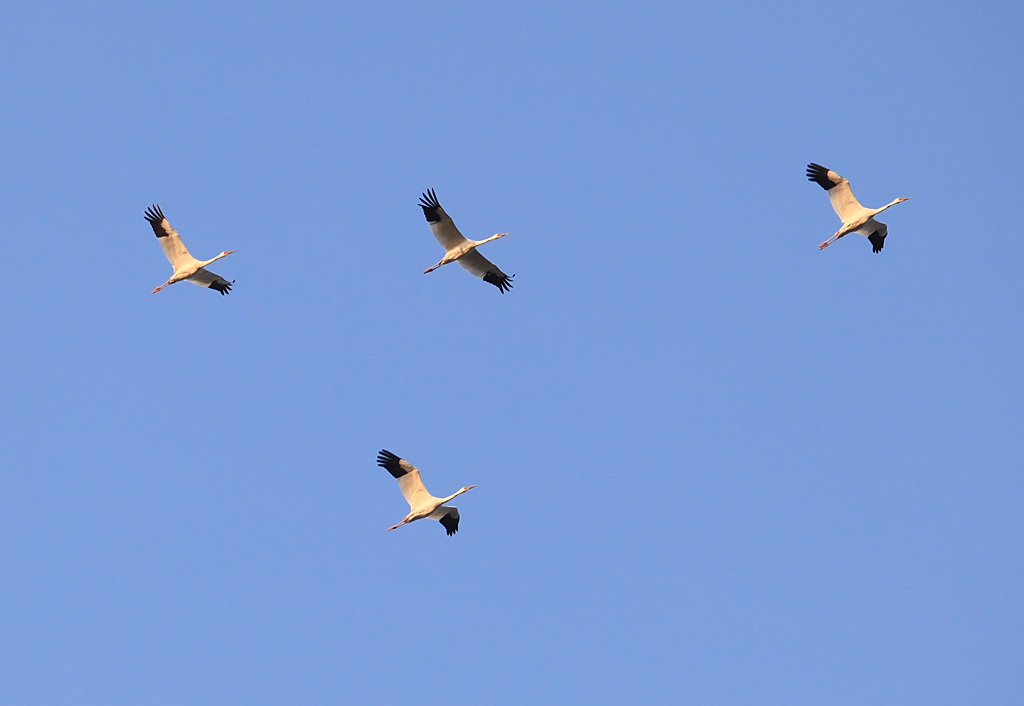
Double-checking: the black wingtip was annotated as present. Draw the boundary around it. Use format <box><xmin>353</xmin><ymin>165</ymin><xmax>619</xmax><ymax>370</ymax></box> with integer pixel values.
<box><xmin>377</xmin><ymin>450</ymin><xmax>406</xmax><ymax>478</ymax></box>
<box><xmin>483</xmin><ymin>271</ymin><xmax>514</xmax><ymax>293</ymax></box>
<box><xmin>143</xmin><ymin>204</ymin><xmax>165</xmax><ymax>225</ymax></box>
<box><xmin>418</xmin><ymin>188</ymin><xmax>442</xmax><ymax>223</ymax></box>
<box><xmin>438</xmin><ymin>512</ymin><xmax>459</xmax><ymax>536</ymax></box>
<box><xmin>806</xmin><ymin>163</ymin><xmax>838</xmax><ymax>191</ymax></box>
<box><xmin>209</xmin><ymin>279</ymin><xmax>234</xmax><ymax>295</ymax></box>
<box><xmin>868</xmin><ymin>231</ymin><xmax>886</xmax><ymax>253</ymax></box>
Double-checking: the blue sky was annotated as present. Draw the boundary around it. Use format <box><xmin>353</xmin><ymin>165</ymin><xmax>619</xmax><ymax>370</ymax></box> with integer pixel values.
<box><xmin>1</xmin><ymin>1</ymin><xmax>1021</xmax><ymax>703</ymax></box>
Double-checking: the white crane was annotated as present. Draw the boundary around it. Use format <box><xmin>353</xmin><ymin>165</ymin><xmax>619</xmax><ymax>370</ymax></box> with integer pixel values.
<box><xmin>806</xmin><ymin>163</ymin><xmax>911</xmax><ymax>252</ymax></box>
<box><xmin>376</xmin><ymin>449</ymin><xmax>476</xmax><ymax>536</ymax></box>
<box><xmin>419</xmin><ymin>189</ymin><xmax>514</xmax><ymax>292</ymax></box>
<box><xmin>145</xmin><ymin>205</ymin><xmax>236</xmax><ymax>294</ymax></box>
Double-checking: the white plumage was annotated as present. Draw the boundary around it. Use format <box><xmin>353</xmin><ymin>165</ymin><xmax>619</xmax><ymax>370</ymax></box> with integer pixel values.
<box><xmin>419</xmin><ymin>189</ymin><xmax>514</xmax><ymax>292</ymax></box>
<box><xmin>145</xmin><ymin>205</ymin><xmax>236</xmax><ymax>294</ymax></box>
<box><xmin>376</xmin><ymin>450</ymin><xmax>476</xmax><ymax>536</ymax></box>
<box><xmin>806</xmin><ymin>164</ymin><xmax>911</xmax><ymax>253</ymax></box>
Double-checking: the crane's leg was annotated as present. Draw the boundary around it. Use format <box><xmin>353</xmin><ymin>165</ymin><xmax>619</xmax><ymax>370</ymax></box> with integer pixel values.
<box><xmin>152</xmin><ymin>280</ymin><xmax>172</xmax><ymax>293</ymax></box>
<box><xmin>818</xmin><ymin>232</ymin><xmax>843</xmax><ymax>250</ymax></box>
<box><xmin>387</xmin><ymin>518</ymin><xmax>410</xmax><ymax>532</ymax></box>
<box><xmin>424</xmin><ymin>261</ymin><xmax>444</xmax><ymax>274</ymax></box>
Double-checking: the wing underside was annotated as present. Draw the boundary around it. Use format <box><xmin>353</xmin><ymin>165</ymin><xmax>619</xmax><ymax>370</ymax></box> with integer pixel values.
<box><xmin>853</xmin><ymin>220</ymin><xmax>888</xmax><ymax>253</ymax></box>
<box><xmin>457</xmin><ymin>250</ymin><xmax>514</xmax><ymax>293</ymax></box>
<box><xmin>188</xmin><ymin>268</ymin><xmax>234</xmax><ymax>294</ymax></box>
<box><xmin>430</xmin><ymin>506</ymin><xmax>460</xmax><ymax>536</ymax></box>
<box><xmin>806</xmin><ymin>164</ymin><xmax>864</xmax><ymax>222</ymax></box>
<box><xmin>377</xmin><ymin>450</ymin><xmax>434</xmax><ymax>509</ymax></box>
<box><xmin>144</xmin><ymin>204</ymin><xmax>194</xmax><ymax>269</ymax></box>
<box><xmin>419</xmin><ymin>189</ymin><xmax>469</xmax><ymax>251</ymax></box>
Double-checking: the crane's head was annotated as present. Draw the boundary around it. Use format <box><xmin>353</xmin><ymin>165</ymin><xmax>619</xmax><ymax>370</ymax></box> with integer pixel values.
<box><xmin>221</xmin><ymin>249</ymin><xmax>238</xmax><ymax>257</ymax></box>
<box><xmin>461</xmin><ymin>485</ymin><xmax>477</xmax><ymax>494</ymax></box>
<box><xmin>896</xmin><ymin>197</ymin><xmax>911</xmax><ymax>203</ymax></box>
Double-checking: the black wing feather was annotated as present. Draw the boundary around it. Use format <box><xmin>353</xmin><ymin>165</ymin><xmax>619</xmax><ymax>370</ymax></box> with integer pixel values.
<box><xmin>867</xmin><ymin>229</ymin><xmax>886</xmax><ymax>253</ymax></box>
<box><xmin>144</xmin><ymin>204</ymin><xmax>168</xmax><ymax>236</ymax></box>
<box><xmin>806</xmin><ymin>163</ymin><xmax>840</xmax><ymax>191</ymax></box>
<box><xmin>438</xmin><ymin>511</ymin><xmax>460</xmax><ymax>536</ymax></box>
<box><xmin>418</xmin><ymin>188</ymin><xmax>443</xmax><ymax>224</ymax></box>
<box><xmin>208</xmin><ymin>279</ymin><xmax>234</xmax><ymax>295</ymax></box>
<box><xmin>376</xmin><ymin>449</ymin><xmax>409</xmax><ymax>479</ymax></box>
<box><xmin>483</xmin><ymin>271</ymin><xmax>514</xmax><ymax>293</ymax></box>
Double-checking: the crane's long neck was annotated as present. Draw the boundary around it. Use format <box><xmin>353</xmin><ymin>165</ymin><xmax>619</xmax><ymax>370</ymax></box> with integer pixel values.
<box><xmin>872</xmin><ymin>198</ymin><xmax>906</xmax><ymax>216</ymax></box>
<box><xmin>440</xmin><ymin>487</ymin><xmax>473</xmax><ymax>504</ymax></box>
<box><xmin>473</xmin><ymin>233</ymin><xmax>507</xmax><ymax>247</ymax></box>
<box><xmin>199</xmin><ymin>251</ymin><xmax>234</xmax><ymax>268</ymax></box>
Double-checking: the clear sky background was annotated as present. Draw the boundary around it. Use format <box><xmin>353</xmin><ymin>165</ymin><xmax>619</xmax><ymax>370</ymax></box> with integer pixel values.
<box><xmin>1</xmin><ymin>1</ymin><xmax>1021</xmax><ymax>703</ymax></box>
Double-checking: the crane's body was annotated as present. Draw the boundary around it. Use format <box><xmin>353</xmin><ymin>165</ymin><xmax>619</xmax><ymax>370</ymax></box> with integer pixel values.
<box><xmin>145</xmin><ymin>205</ymin><xmax>236</xmax><ymax>294</ymax></box>
<box><xmin>806</xmin><ymin>163</ymin><xmax>910</xmax><ymax>253</ymax></box>
<box><xmin>376</xmin><ymin>450</ymin><xmax>476</xmax><ymax>536</ymax></box>
<box><xmin>419</xmin><ymin>189</ymin><xmax>514</xmax><ymax>292</ymax></box>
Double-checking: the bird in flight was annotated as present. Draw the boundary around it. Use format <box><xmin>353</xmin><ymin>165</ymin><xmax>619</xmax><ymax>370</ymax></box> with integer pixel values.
<box><xmin>145</xmin><ymin>204</ymin><xmax>236</xmax><ymax>294</ymax></box>
<box><xmin>419</xmin><ymin>188</ymin><xmax>514</xmax><ymax>292</ymax></box>
<box><xmin>806</xmin><ymin>163</ymin><xmax>911</xmax><ymax>252</ymax></box>
<box><xmin>376</xmin><ymin>449</ymin><xmax>476</xmax><ymax>536</ymax></box>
